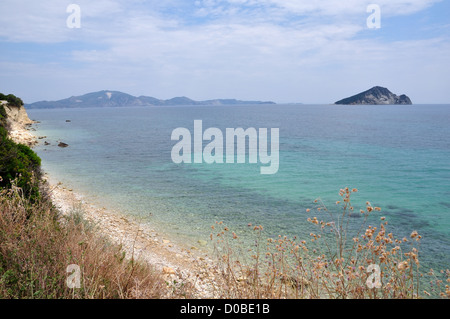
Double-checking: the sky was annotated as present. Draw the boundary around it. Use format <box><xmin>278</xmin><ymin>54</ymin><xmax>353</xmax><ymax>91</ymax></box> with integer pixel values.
<box><xmin>0</xmin><ymin>0</ymin><xmax>449</xmax><ymax>104</ymax></box>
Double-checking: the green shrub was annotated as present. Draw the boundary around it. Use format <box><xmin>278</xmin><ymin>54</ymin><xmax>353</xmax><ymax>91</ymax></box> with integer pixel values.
<box><xmin>0</xmin><ymin>93</ymin><xmax>23</xmax><ymax>107</ymax></box>
<box><xmin>0</xmin><ymin>105</ymin><xmax>41</xmax><ymax>202</ymax></box>
<box><xmin>0</xmin><ymin>104</ymin><xmax>7</xmax><ymax>121</ymax></box>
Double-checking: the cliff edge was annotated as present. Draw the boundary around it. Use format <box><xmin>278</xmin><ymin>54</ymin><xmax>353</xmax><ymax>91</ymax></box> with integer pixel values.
<box><xmin>0</xmin><ymin>99</ymin><xmax>37</xmax><ymax>146</ymax></box>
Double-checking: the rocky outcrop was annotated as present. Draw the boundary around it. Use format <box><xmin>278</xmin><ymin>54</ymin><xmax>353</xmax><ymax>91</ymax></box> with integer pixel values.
<box><xmin>1</xmin><ymin>100</ymin><xmax>37</xmax><ymax>146</ymax></box>
<box><xmin>335</xmin><ymin>86</ymin><xmax>412</xmax><ymax>105</ymax></box>
<box><xmin>2</xmin><ymin>101</ymin><xmax>34</xmax><ymax>126</ymax></box>
<box><xmin>58</xmin><ymin>142</ymin><xmax>69</xmax><ymax>148</ymax></box>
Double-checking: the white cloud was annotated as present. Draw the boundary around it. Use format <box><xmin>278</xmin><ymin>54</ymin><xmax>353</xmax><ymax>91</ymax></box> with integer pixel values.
<box><xmin>0</xmin><ymin>0</ymin><xmax>127</xmax><ymax>42</ymax></box>
<box><xmin>195</xmin><ymin>0</ymin><xmax>441</xmax><ymax>18</ymax></box>
<box><xmin>0</xmin><ymin>0</ymin><xmax>441</xmax><ymax>42</ymax></box>
<box><xmin>0</xmin><ymin>0</ymin><xmax>448</xmax><ymax>103</ymax></box>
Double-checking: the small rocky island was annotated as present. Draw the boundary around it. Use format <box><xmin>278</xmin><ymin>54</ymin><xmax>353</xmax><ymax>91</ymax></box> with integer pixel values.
<box><xmin>335</xmin><ymin>86</ymin><xmax>412</xmax><ymax>105</ymax></box>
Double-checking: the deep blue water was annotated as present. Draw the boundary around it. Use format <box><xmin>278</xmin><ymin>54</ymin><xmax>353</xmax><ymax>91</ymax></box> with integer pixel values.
<box><xmin>28</xmin><ymin>104</ymin><xmax>450</xmax><ymax>271</ymax></box>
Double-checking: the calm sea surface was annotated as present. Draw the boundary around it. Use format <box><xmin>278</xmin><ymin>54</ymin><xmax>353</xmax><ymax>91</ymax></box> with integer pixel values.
<box><xmin>28</xmin><ymin>104</ymin><xmax>450</xmax><ymax>271</ymax></box>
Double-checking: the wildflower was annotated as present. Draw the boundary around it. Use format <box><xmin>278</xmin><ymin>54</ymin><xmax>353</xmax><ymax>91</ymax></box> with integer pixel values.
<box><xmin>352</xmin><ymin>188</ymin><xmax>358</xmax><ymax>192</ymax></box>
<box><xmin>398</xmin><ymin>261</ymin><xmax>409</xmax><ymax>271</ymax></box>
<box><xmin>410</xmin><ymin>231</ymin><xmax>418</xmax><ymax>239</ymax></box>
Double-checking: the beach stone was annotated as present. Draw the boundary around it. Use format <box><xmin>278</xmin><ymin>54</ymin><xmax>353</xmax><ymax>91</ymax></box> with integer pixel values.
<box><xmin>163</xmin><ymin>267</ymin><xmax>176</xmax><ymax>275</ymax></box>
<box><xmin>58</xmin><ymin>142</ymin><xmax>69</xmax><ymax>148</ymax></box>
<box><xmin>237</xmin><ymin>276</ymin><xmax>248</xmax><ymax>282</ymax></box>
<box><xmin>163</xmin><ymin>239</ymin><xmax>170</xmax><ymax>244</ymax></box>
<box><xmin>197</xmin><ymin>240</ymin><xmax>207</xmax><ymax>246</ymax></box>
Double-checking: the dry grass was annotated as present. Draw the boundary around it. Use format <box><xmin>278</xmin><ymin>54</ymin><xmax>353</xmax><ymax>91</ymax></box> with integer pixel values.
<box><xmin>0</xmin><ymin>184</ymin><xmax>166</xmax><ymax>299</ymax></box>
<box><xmin>1</xmin><ymin>183</ymin><xmax>449</xmax><ymax>299</ymax></box>
<box><xmin>210</xmin><ymin>187</ymin><xmax>450</xmax><ymax>299</ymax></box>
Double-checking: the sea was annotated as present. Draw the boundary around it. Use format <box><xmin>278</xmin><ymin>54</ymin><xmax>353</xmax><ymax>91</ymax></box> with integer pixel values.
<box><xmin>27</xmin><ymin>104</ymin><xmax>450</xmax><ymax>272</ymax></box>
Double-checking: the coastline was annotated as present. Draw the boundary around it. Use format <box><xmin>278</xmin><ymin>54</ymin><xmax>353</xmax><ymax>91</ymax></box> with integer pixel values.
<box><xmin>16</xmin><ymin>121</ymin><xmax>222</xmax><ymax>298</ymax></box>
<box><xmin>46</xmin><ymin>177</ymin><xmax>221</xmax><ymax>298</ymax></box>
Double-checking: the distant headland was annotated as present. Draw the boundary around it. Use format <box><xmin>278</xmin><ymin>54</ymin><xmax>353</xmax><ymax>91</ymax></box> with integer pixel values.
<box><xmin>335</xmin><ymin>86</ymin><xmax>412</xmax><ymax>105</ymax></box>
<box><xmin>25</xmin><ymin>91</ymin><xmax>276</xmax><ymax>109</ymax></box>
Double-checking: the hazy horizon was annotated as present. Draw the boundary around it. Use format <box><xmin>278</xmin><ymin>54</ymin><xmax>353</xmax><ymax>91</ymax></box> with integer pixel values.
<box><xmin>1</xmin><ymin>0</ymin><xmax>449</xmax><ymax>104</ymax></box>
<box><xmin>23</xmin><ymin>87</ymin><xmax>438</xmax><ymax>105</ymax></box>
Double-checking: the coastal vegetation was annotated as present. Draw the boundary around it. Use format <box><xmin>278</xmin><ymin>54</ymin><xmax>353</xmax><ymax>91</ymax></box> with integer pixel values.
<box><xmin>0</xmin><ymin>187</ymin><xmax>166</xmax><ymax>298</ymax></box>
<box><xmin>0</xmin><ymin>93</ymin><xmax>24</xmax><ymax>108</ymax></box>
<box><xmin>211</xmin><ymin>188</ymin><xmax>449</xmax><ymax>298</ymax></box>
<box><xmin>1</xmin><ymin>99</ymin><xmax>41</xmax><ymax>202</ymax></box>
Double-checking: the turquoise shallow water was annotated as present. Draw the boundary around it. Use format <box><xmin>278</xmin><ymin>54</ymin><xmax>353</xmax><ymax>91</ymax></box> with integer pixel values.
<box><xmin>28</xmin><ymin>104</ymin><xmax>450</xmax><ymax>271</ymax></box>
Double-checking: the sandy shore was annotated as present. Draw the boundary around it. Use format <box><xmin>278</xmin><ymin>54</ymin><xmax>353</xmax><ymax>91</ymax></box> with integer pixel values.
<box><xmin>12</xmin><ymin>121</ymin><xmax>223</xmax><ymax>298</ymax></box>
